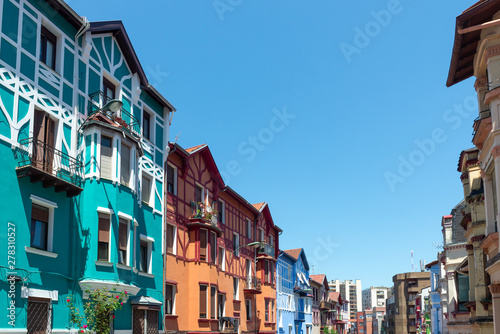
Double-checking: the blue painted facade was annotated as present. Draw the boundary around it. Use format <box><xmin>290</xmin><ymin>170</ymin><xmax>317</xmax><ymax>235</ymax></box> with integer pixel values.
<box><xmin>277</xmin><ymin>249</ymin><xmax>313</xmax><ymax>334</ymax></box>
<box><xmin>428</xmin><ymin>262</ymin><xmax>442</xmax><ymax>334</ymax></box>
<box><xmin>0</xmin><ymin>0</ymin><xmax>174</xmax><ymax>332</ymax></box>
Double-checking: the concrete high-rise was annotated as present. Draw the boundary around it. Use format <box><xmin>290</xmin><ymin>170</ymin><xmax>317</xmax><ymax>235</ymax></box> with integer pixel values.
<box><xmin>362</xmin><ymin>287</ymin><xmax>391</xmax><ymax>310</ymax></box>
<box><xmin>329</xmin><ymin>280</ymin><xmax>362</xmax><ymax>321</ymax></box>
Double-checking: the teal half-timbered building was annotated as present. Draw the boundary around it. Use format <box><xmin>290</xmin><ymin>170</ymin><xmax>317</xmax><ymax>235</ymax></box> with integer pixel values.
<box><xmin>0</xmin><ymin>0</ymin><xmax>175</xmax><ymax>332</ymax></box>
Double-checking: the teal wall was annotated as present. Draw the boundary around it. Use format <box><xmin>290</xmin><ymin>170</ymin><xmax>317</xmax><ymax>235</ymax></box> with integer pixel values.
<box><xmin>0</xmin><ymin>140</ymin><xmax>77</xmax><ymax>329</ymax></box>
<box><xmin>0</xmin><ymin>0</ymin><xmax>170</xmax><ymax>331</ymax></box>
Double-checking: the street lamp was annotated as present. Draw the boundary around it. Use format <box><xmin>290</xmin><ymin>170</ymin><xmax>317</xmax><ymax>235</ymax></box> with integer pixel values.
<box><xmin>229</xmin><ymin>241</ymin><xmax>261</xmax><ymax>334</ymax></box>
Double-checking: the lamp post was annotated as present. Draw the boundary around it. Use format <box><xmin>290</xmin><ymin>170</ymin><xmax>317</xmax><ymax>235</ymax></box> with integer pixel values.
<box><xmin>230</xmin><ymin>241</ymin><xmax>261</xmax><ymax>334</ymax></box>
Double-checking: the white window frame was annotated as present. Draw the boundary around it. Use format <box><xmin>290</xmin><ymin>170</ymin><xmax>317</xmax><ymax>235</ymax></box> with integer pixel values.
<box><xmin>28</xmin><ymin>195</ymin><xmax>57</xmax><ymax>255</ymax></box>
<box><xmin>39</xmin><ymin>19</ymin><xmax>62</xmax><ymax>73</ymax></box>
<box><xmin>97</xmin><ymin>207</ymin><xmax>113</xmax><ymax>263</ymax></box>
<box><xmin>117</xmin><ymin>212</ymin><xmax>132</xmax><ymax>267</ymax></box>
<box><xmin>194</xmin><ymin>182</ymin><xmax>206</xmax><ymax>204</ymax></box>
<box><xmin>120</xmin><ymin>140</ymin><xmax>133</xmax><ymax>188</ymax></box>
<box><xmin>142</xmin><ymin>106</ymin><xmax>154</xmax><ymax>143</ymax></box>
<box><xmin>233</xmin><ymin>233</ymin><xmax>240</xmax><ymax>256</ymax></box>
<box><xmin>166</xmin><ymin>223</ymin><xmax>177</xmax><ymax>255</ymax></box>
<box><xmin>166</xmin><ymin>162</ymin><xmax>178</xmax><ymax>195</ymax></box>
<box><xmin>218</xmin><ymin>246</ymin><xmax>225</xmax><ymax>271</ymax></box>
<box><xmin>233</xmin><ymin>277</ymin><xmax>239</xmax><ymax>301</ymax></box>
<box><xmin>165</xmin><ymin>284</ymin><xmax>176</xmax><ymax>315</ymax></box>
<box><xmin>218</xmin><ymin>199</ymin><xmax>225</xmax><ymax>224</ymax></box>
<box><xmin>139</xmin><ymin>234</ymin><xmax>154</xmax><ymax>275</ymax></box>
<box><xmin>246</xmin><ymin>219</ymin><xmax>252</xmax><ymax>239</ymax></box>
<box><xmin>141</xmin><ymin>173</ymin><xmax>153</xmax><ymax>206</ymax></box>
<box><xmin>246</xmin><ymin>298</ymin><xmax>252</xmax><ymax>321</ymax></box>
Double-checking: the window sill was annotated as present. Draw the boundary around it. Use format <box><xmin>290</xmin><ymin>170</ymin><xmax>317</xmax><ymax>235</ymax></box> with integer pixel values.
<box><xmin>233</xmin><ymin>300</ymin><xmax>241</xmax><ymax>304</ymax></box>
<box><xmin>25</xmin><ymin>246</ymin><xmax>58</xmax><ymax>258</ymax></box>
<box><xmin>95</xmin><ymin>260</ymin><xmax>113</xmax><ymax>267</ymax></box>
<box><xmin>138</xmin><ymin>271</ymin><xmax>154</xmax><ymax>278</ymax></box>
<box><xmin>116</xmin><ymin>264</ymin><xmax>132</xmax><ymax>270</ymax></box>
<box><xmin>198</xmin><ymin>318</ymin><xmax>210</xmax><ymax>323</ymax></box>
<box><xmin>165</xmin><ymin>314</ymin><xmax>178</xmax><ymax>319</ymax></box>
<box><xmin>265</xmin><ymin>322</ymin><xmax>276</xmax><ymax>326</ymax></box>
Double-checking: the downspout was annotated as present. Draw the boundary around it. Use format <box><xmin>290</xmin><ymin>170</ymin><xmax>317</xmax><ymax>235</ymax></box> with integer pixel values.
<box><xmin>162</xmin><ymin>129</ymin><xmax>176</xmax><ymax>332</ymax></box>
<box><xmin>75</xmin><ymin>17</ymin><xmax>90</xmax><ymax>39</ymax></box>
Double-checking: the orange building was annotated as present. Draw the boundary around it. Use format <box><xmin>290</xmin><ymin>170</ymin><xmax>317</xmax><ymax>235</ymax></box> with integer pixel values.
<box><xmin>164</xmin><ymin>143</ymin><xmax>281</xmax><ymax>334</ymax></box>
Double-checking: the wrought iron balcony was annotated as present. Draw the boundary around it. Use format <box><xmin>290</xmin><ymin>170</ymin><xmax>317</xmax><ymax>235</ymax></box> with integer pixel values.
<box><xmin>14</xmin><ymin>138</ymin><xmax>83</xmax><ymax>197</ymax></box>
<box><xmin>187</xmin><ymin>201</ymin><xmax>222</xmax><ymax>236</ymax></box>
<box><xmin>88</xmin><ymin>91</ymin><xmax>141</xmax><ymax>136</ymax></box>
<box><xmin>244</xmin><ymin>276</ymin><xmax>262</xmax><ymax>293</ymax></box>
<box><xmin>219</xmin><ymin>317</ymin><xmax>238</xmax><ymax>333</ymax></box>
<box><xmin>257</xmin><ymin>241</ymin><xmax>275</xmax><ymax>258</ymax></box>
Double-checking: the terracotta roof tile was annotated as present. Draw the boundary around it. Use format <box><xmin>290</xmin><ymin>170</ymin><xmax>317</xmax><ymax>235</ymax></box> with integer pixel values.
<box><xmin>185</xmin><ymin>144</ymin><xmax>206</xmax><ymax>153</ymax></box>
<box><xmin>310</xmin><ymin>274</ymin><xmax>325</xmax><ymax>284</ymax></box>
<box><xmin>284</xmin><ymin>248</ymin><xmax>302</xmax><ymax>260</ymax></box>
<box><xmin>252</xmin><ymin>202</ymin><xmax>266</xmax><ymax>211</ymax></box>
<box><xmin>329</xmin><ymin>291</ymin><xmax>340</xmax><ymax>302</ymax></box>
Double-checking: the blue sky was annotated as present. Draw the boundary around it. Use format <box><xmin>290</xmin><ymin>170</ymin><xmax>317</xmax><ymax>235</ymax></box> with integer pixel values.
<box><xmin>70</xmin><ymin>0</ymin><xmax>476</xmax><ymax>287</ymax></box>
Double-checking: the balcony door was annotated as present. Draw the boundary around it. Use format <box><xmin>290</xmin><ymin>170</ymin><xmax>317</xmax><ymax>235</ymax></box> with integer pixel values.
<box><xmin>33</xmin><ymin>109</ymin><xmax>55</xmax><ymax>173</ymax></box>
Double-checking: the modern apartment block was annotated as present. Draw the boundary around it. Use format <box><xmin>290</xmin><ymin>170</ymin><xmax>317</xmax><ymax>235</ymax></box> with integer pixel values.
<box><xmin>385</xmin><ymin>272</ymin><xmax>430</xmax><ymax>334</ymax></box>
<box><xmin>0</xmin><ymin>0</ymin><xmax>175</xmax><ymax>332</ymax></box>
<box><xmin>362</xmin><ymin>287</ymin><xmax>391</xmax><ymax>310</ymax></box>
<box><xmin>164</xmin><ymin>143</ymin><xmax>281</xmax><ymax>334</ymax></box>
<box><xmin>329</xmin><ymin>280</ymin><xmax>362</xmax><ymax>321</ymax></box>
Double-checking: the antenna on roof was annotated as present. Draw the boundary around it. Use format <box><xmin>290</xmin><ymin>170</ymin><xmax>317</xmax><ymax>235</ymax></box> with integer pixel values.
<box><xmin>420</xmin><ymin>260</ymin><xmax>425</xmax><ymax>272</ymax></box>
<box><xmin>311</xmin><ymin>265</ymin><xmax>315</xmax><ymax>275</ymax></box>
<box><xmin>174</xmin><ymin>131</ymin><xmax>181</xmax><ymax>143</ymax></box>
<box><xmin>411</xmin><ymin>251</ymin><xmax>414</xmax><ymax>272</ymax></box>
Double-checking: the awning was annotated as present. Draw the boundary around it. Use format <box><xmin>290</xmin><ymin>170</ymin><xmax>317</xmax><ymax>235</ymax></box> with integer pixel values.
<box><xmin>130</xmin><ymin>295</ymin><xmax>162</xmax><ymax>306</ymax></box>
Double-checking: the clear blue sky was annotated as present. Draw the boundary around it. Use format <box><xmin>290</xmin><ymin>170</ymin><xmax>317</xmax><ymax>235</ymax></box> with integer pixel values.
<box><xmin>70</xmin><ymin>0</ymin><xmax>476</xmax><ymax>288</ymax></box>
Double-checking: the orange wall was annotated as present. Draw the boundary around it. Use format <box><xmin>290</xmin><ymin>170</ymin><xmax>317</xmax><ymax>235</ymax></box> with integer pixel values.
<box><xmin>165</xmin><ymin>148</ymin><xmax>278</xmax><ymax>333</ymax></box>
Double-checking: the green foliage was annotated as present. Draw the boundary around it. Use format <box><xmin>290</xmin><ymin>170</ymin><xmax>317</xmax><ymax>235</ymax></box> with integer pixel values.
<box><xmin>67</xmin><ymin>286</ymin><xmax>127</xmax><ymax>334</ymax></box>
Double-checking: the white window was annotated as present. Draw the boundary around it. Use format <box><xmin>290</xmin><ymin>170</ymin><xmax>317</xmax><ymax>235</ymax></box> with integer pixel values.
<box><xmin>246</xmin><ymin>299</ymin><xmax>252</xmax><ymax>321</ymax></box>
<box><xmin>167</xmin><ymin>163</ymin><xmax>177</xmax><ymax>195</ymax></box>
<box><xmin>218</xmin><ymin>246</ymin><xmax>225</xmax><ymax>271</ymax></box>
<box><xmin>142</xmin><ymin>174</ymin><xmax>152</xmax><ymax>205</ymax></box>
<box><xmin>165</xmin><ymin>284</ymin><xmax>176</xmax><ymax>315</ymax></box>
<box><xmin>142</xmin><ymin>109</ymin><xmax>152</xmax><ymax>142</ymax></box>
<box><xmin>166</xmin><ymin>224</ymin><xmax>177</xmax><ymax>255</ymax></box>
<box><xmin>233</xmin><ymin>277</ymin><xmax>239</xmax><ymax>300</ymax></box>
<box><xmin>100</xmin><ymin>135</ymin><xmax>113</xmax><ymax>180</ymax></box>
<box><xmin>217</xmin><ymin>199</ymin><xmax>225</xmax><ymax>224</ymax></box>
<box><xmin>120</xmin><ymin>142</ymin><xmax>131</xmax><ymax>187</ymax></box>
<box><xmin>97</xmin><ymin>211</ymin><xmax>111</xmax><ymax>262</ymax></box>
<box><xmin>233</xmin><ymin>233</ymin><xmax>240</xmax><ymax>256</ymax></box>
<box><xmin>28</xmin><ymin>195</ymin><xmax>57</xmax><ymax>255</ymax></box>
<box><xmin>118</xmin><ymin>218</ymin><xmax>130</xmax><ymax>266</ymax></box>
<box><xmin>246</xmin><ymin>219</ymin><xmax>252</xmax><ymax>239</ymax></box>
<box><xmin>139</xmin><ymin>235</ymin><xmax>154</xmax><ymax>275</ymax></box>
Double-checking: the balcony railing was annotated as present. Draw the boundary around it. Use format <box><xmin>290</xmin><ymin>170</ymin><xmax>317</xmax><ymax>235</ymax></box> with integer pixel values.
<box><xmin>14</xmin><ymin>138</ymin><xmax>83</xmax><ymax>197</ymax></box>
<box><xmin>257</xmin><ymin>242</ymin><xmax>275</xmax><ymax>258</ymax></box>
<box><xmin>190</xmin><ymin>202</ymin><xmax>218</xmax><ymax>226</ymax></box>
<box><xmin>245</xmin><ymin>276</ymin><xmax>262</xmax><ymax>292</ymax></box>
<box><xmin>320</xmin><ymin>301</ymin><xmax>333</xmax><ymax>310</ymax></box>
<box><xmin>219</xmin><ymin>317</ymin><xmax>239</xmax><ymax>333</ymax></box>
<box><xmin>295</xmin><ymin>311</ymin><xmax>306</xmax><ymax>322</ymax></box>
<box><xmin>88</xmin><ymin>91</ymin><xmax>141</xmax><ymax>136</ymax></box>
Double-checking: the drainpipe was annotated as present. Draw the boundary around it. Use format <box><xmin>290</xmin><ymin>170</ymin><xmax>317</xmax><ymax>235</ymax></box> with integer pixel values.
<box><xmin>75</xmin><ymin>17</ymin><xmax>90</xmax><ymax>39</ymax></box>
